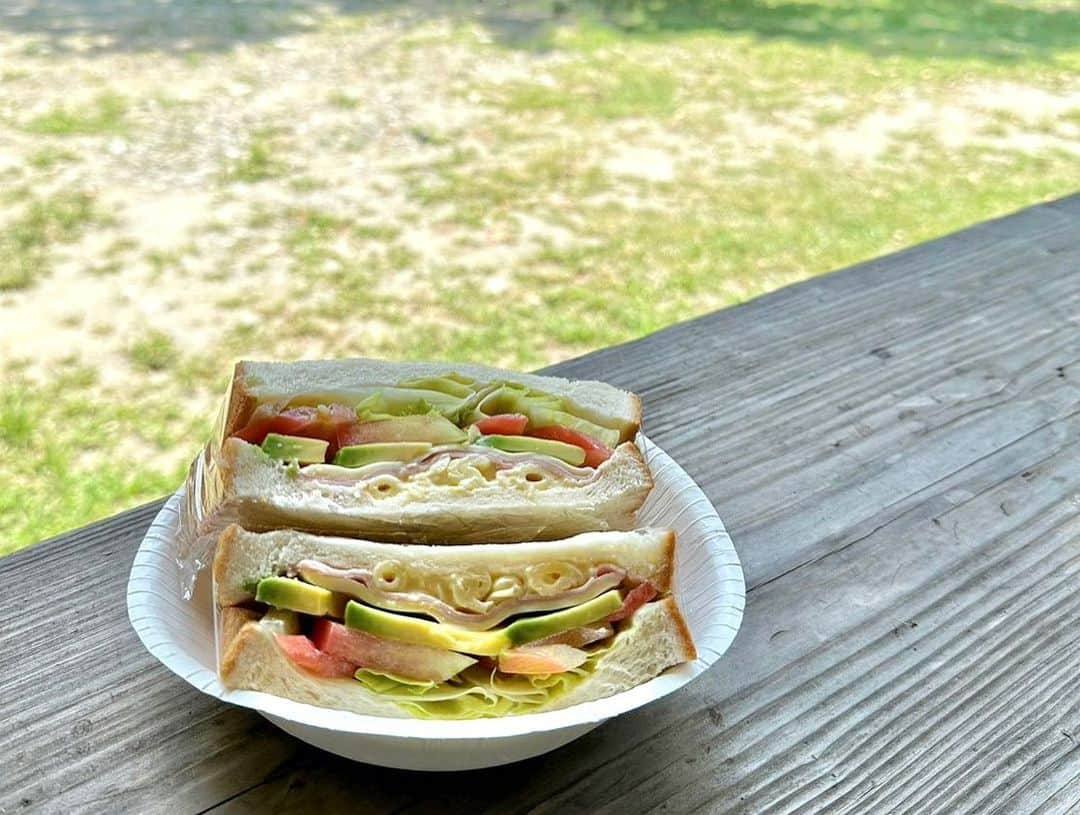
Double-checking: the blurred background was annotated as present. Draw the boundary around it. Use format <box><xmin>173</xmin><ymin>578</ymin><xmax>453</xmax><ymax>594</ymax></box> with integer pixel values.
<box><xmin>1</xmin><ymin>0</ymin><xmax>1077</xmax><ymax>555</ymax></box>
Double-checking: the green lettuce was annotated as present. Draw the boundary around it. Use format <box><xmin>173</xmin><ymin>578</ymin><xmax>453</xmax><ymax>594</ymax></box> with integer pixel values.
<box><xmin>353</xmin><ymin>648</ymin><xmax>610</xmax><ymax>719</ymax></box>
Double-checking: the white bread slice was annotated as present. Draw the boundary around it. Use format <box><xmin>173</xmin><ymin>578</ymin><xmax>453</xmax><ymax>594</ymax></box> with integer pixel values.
<box><xmin>549</xmin><ymin>596</ymin><xmax>696</xmax><ymax>711</ymax></box>
<box><xmin>189</xmin><ymin>437</ymin><xmax>652</xmax><ymax>545</ymax></box>
<box><xmin>218</xmin><ymin>597</ymin><xmax>695</xmax><ymax>718</ymax></box>
<box><xmin>221</xmin><ymin>358</ymin><xmax>642</xmax><ymax>443</ymax></box>
<box><xmin>219</xmin><ymin>617</ymin><xmax>409</xmax><ymax>718</ymax></box>
<box><xmin>213</xmin><ymin>524</ymin><xmax>676</xmax><ymax>607</ymax></box>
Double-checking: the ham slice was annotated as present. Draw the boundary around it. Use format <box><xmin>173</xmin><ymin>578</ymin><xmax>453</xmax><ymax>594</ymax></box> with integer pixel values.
<box><xmin>607</xmin><ymin>582</ymin><xmax>658</xmax><ymax>623</ymax></box>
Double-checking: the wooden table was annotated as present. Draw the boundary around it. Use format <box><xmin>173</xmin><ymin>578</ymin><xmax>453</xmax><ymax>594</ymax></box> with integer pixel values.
<box><xmin>4</xmin><ymin>195</ymin><xmax>1078</xmax><ymax>814</ymax></box>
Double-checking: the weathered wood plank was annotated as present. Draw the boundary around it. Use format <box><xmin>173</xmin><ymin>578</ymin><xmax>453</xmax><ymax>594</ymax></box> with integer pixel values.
<box><xmin>207</xmin><ymin>408</ymin><xmax>1080</xmax><ymax>815</ymax></box>
<box><xmin>1</xmin><ymin>194</ymin><xmax>1077</xmax><ymax>814</ymax></box>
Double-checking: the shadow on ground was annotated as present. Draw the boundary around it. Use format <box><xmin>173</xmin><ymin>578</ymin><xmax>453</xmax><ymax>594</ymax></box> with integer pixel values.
<box><xmin>0</xmin><ymin>0</ymin><xmax>1074</xmax><ymax>63</ymax></box>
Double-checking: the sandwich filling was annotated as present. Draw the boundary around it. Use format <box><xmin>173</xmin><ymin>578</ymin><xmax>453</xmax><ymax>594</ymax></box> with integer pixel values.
<box><xmin>228</xmin><ymin>376</ymin><xmax>631</xmax><ymax>476</ymax></box>
<box><xmin>240</xmin><ymin>563</ymin><xmax>661</xmax><ymax>719</ymax></box>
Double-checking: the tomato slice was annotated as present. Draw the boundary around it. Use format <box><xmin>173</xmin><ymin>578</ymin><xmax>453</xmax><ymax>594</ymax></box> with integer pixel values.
<box><xmin>473</xmin><ymin>413</ymin><xmax>529</xmax><ymax>435</ymax></box>
<box><xmin>312</xmin><ymin>619</ymin><xmax>475</xmax><ymax>682</ymax></box>
<box><xmin>233</xmin><ymin>404</ymin><xmax>358</xmax><ymax>457</ymax></box>
<box><xmin>498</xmin><ymin>644</ymin><xmax>588</xmax><ymax>675</ymax></box>
<box><xmin>606</xmin><ymin>582</ymin><xmax>658</xmax><ymax>623</ymax></box>
<box><xmin>527</xmin><ymin>426</ymin><xmax>613</xmax><ymax>468</ymax></box>
<box><xmin>275</xmin><ymin>634</ymin><xmax>357</xmax><ymax>678</ymax></box>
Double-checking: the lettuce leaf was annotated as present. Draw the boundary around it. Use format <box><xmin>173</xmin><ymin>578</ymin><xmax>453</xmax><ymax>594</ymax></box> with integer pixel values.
<box><xmin>353</xmin><ymin>647</ymin><xmax>610</xmax><ymax>719</ymax></box>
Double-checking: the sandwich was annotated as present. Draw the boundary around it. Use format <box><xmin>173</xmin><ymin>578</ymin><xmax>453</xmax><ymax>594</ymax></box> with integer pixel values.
<box><xmin>215</xmin><ymin>525</ymin><xmax>696</xmax><ymax>719</ymax></box>
<box><xmin>182</xmin><ymin>358</ymin><xmax>652</xmax><ymax>545</ymax></box>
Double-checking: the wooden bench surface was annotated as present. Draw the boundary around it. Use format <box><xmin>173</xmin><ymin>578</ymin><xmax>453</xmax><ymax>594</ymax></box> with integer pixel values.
<box><xmin>3</xmin><ymin>194</ymin><xmax>1077</xmax><ymax>814</ymax></box>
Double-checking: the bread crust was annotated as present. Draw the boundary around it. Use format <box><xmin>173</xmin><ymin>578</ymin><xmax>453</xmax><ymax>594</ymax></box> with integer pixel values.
<box><xmin>221</xmin><ymin>361</ymin><xmax>258</xmax><ymax>446</ymax></box>
<box><xmin>659</xmin><ymin>595</ymin><xmax>698</xmax><ymax>663</ymax></box>
<box><xmin>218</xmin><ymin>606</ymin><xmax>259</xmax><ymax>667</ymax></box>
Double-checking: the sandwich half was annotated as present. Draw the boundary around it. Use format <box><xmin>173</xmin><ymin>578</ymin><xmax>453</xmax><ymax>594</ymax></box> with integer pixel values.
<box><xmin>215</xmin><ymin>525</ymin><xmax>696</xmax><ymax>719</ymax></box>
<box><xmin>183</xmin><ymin>359</ymin><xmax>652</xmax><ymax>546</ymax></box>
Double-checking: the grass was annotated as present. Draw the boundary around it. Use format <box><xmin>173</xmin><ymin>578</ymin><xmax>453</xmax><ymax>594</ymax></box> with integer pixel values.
<box><xmin>0</xmin><ymin>370</ymin><xmax>203</xmax><ymax>556</ymax></box>
<box><xmin>24</xmin><ymin>92</ymin><xmax>129</xmax><ymax>136</ymax></box>
<box><xmin>0</xmin><ymin>191</ymin><xmax>104</xmax><ymax>291</ymax></box>
<box><xmin>328</xmin><ymin>90</ymin><xmax>361</xmax><ymax>109</ymax></box>
<box><xmin>27</xmin><ymin>147</ymin><xmax>80</xmax><ymax>169</ymax></box>
<box><xmin>127</xmin><ymin>330</ymin><xmax>180</xmax><ymax>372</ymax></box>
<box><xmin>1</xmin><ymin>0</ymin><xmax>1078</xmax><ymax>557</ymax></box>
<box><xmin>222</xmin><ymin>129</ymin><xmax>287</xmax><ymax>184</ymax></box>
<box><xmin>502</xmin><ymin>63</ymin><xmax>679</xmax><ymax>120</ymax></box>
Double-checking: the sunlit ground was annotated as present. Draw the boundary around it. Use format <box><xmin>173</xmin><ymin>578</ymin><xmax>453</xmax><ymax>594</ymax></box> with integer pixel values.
<box><xmin>1</xmin><ymin>0</ymin><xmax>1078</xmax><ymax>554</ymax></box>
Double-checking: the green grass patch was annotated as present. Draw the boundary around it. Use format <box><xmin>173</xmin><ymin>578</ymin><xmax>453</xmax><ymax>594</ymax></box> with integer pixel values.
<box><xmin>0</xmin><ymin>191</ymin><xmax>104</xmax><ymax>291</ymax></box>
<box><xmin>222</xmin><ymin>129</ymin><xmax>287</xmax><ymax>183</ymax></box>
<box><xmin>328</xmin><ymin>90</ymin><xmax>361</xmax><ymax>109</ymax></box>
<box><xmin>0</xmin><ymin>372</ymin><xmax>205</xmax><ymax>556</ymax></box>
<box><xmin>24</xmin><ymin>92</ymin><xmax>129</xmax><ymax>136</ymax></box>
<box><xmin>27</xmin><ymin>147</ymin><xmax>80</xmax><ymax>170</ymax></box>
<box><xmin>501</xmin><ymin>62</ymin><xmax>678</xmax><ymax>120</ymax></box>
<box><xmin>127</xmin><ymin>330</ymin><xmax>180</xmax><ymax>372</ymax></box>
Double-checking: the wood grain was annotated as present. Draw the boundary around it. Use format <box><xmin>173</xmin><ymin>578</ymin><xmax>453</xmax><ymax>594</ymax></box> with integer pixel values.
<box><xmin>1</xmin><ymin>194</ymin><xmax>1077</xmax><ymax>814</ymax></box>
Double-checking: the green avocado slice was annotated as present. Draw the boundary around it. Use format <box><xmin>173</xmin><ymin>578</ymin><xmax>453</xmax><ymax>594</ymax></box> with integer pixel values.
<box><xmin>261</xmin><ymin>433</ymin><xmax>329</xmax><ymax>464</ymax></box>
<box><xmin>255</xmin><ymin>577</ymin><xmax>345</xmax><ymax>617</ymax></box>
<box><xmin>333</xmin><ymin>442</ymin><xmax>433</xmax><ymax>468</ymax></box>
<box><xmin>468</xmin><ymin>385</ymin><xmax>622</xmax><ymax>448</ymax></box>
<box><xmin>477</xmin><ymin>434</ymin><xmax>587</xmax><ymax>467</ymax></box>
<box><xmin>343</xmin><ymin>590</ymin><xmax>623</xmax><ymax>655</ymax></box>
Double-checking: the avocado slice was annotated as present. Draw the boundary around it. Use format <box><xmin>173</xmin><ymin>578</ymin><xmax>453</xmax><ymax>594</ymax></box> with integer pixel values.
<box><xmin>504</xmin><ymin>590</ymin><xmax>622</xmax><ymax>646</ymax></box>
<box><xmin>525</xmin><ymin>407</ymin><xmax>621</xmax><ymax>449</ymax></box>
<box><xmin>333</xmin><ymin>442</ymin><xmax>433</xmax><ymax>468</ymax></box>
<box><xmin>478</xmin><ymin>434</ymin><xmax>587</xmax><ymax>467</ymax></box>
<box><xmin>470</xmin><ymin>385</ymin><xmax>622</xmax><ymax>448</ymax></box>
<box><xmin>346</xmin><ymin>602</ymin><xmax>510</xmax><ymax>656</ymax></box>
<box><xmin>346</xmin><ymin>415</ymin><xmax>467</xmax><ymax>446</ymax></box>
<box><xmin>256</xmin><ymin>577</ymin><xmax>345</xmax><ymax>617</ymax></box>
<box><xmin>343</xmin><ymin>590</ymin><xmax>623</xmax><ymax>655</ymax></box>
<box><xmin>261</xmin><ymin>433</ymin><xmax>329</xmax><ymax>464</ymax></box>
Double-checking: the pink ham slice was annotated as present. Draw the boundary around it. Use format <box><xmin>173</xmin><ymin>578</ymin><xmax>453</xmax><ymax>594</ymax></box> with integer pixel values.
<box><xmin>607</xmin><ymin>582</ymin><xmax>658</xmax><ymax>623</ymax></box>
<box><xmin>310</xmin><ymin>619</ymin><xmax>475</xmax><ymax>683</ymax></box>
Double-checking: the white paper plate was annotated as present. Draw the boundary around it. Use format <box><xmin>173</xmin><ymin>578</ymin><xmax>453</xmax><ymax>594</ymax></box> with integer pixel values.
<box><xmin>126</xmin><ymin>436</ymin><xmax>745</xmax><ymax>770</ymax></box>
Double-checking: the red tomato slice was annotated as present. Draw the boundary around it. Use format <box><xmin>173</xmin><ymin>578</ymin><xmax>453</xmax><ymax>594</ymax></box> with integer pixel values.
<box><xmin>498</xmin><ymin>644</ymin><xmax>588</xmax><ymax>675</ymax></box>
<box><xmin>606</xmin><ymin>582</ymin><xmax>658</xmax><ymax>623</ymax></box>
<box><xmin>311</xmin><ymin>619</ymin><xmax>474</xmax><ymax>682</ymax></box>
<box><xmin>275</xmin><ymin>634</ymin><xmax>357</xmax><ymax>678</ymax></box>
<box><xmin>527</xmin><ymin>426</ymin><xmax>613</xmax><ymax>468</ymax></box>
<box><xmin>234</xmin><ymin>404</ymin><xmax>357</xmax><ymax>457</ymax></box>
<box><xmin>473</xmin><ymin>414</ymin><xmax>529</xmax><ymax>435</ymax></box>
